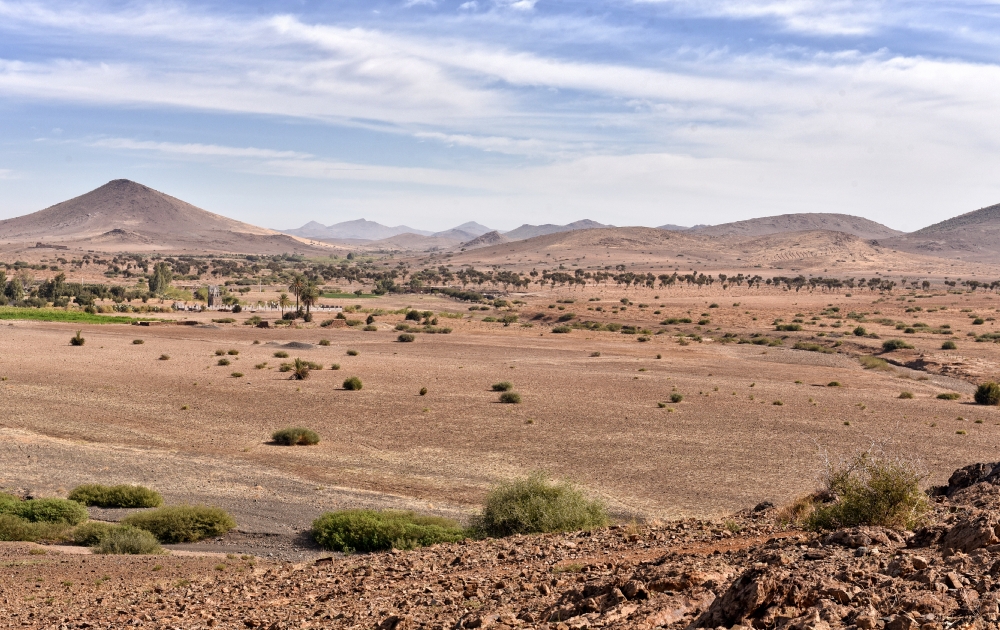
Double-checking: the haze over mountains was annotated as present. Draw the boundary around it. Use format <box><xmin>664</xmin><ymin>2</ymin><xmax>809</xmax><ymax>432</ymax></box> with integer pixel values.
<box><xmin>2</xmin><ymin>180</ymin><xmax>1000</xmax><ymax>265</ymax></box>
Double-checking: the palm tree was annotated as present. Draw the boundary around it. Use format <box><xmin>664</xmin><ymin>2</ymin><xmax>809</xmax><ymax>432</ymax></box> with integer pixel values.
<box><xmin>300</xmin><ymin>283</ymin><xmax>320</xmax><ymax>315</ymax></box>
<box><xmin>278</xmin><ymin>292</ymin><xmax>290</xmax><ymax>315</ymax></box>
<box><xmin>288</xmin><ymin>275</ymin><xmax>306</xmax><ymax>311</ymax></box>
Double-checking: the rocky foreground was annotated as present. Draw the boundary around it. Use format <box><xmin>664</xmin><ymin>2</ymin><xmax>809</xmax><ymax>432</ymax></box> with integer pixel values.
<box><xmin>8</xmin><ymin>464</ymin><xmax>1000</xmax><ymax>629</ymax></box>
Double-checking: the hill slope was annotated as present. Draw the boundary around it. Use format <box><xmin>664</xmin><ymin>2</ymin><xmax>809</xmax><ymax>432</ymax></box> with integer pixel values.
<box><xmin>0</xmin><ymin>179</ymin><xmax>321</xmax><ymax>254</ymax></box>
<box><xmin>504</xmin><ymin>219</ymin><xmax>609</xmax><ymax>241</ymax></box>
<box><xmin>285</xmin><ymin>218</ymin><xmax>431</xmax><ymax>240</ymax></box>
<box><xmin>691</xmin><ymin>213</ymin><xmax>901</xmax><ymax>239</ymax></box>
<box><xmin>881</xmin><ymin>202</ymin><xmax>1000</xmax><ymax>261</ymax></box>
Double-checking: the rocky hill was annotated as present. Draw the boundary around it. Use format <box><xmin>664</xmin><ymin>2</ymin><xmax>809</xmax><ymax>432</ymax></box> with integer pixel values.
<box><xmin>284</xmin><ymin>218</ymin><xmax>431</xmax><ymax>240</ymax></box>
<box><xmin>882</xmin><ymin>202</ymin><xmax>1000</xmax><ymax>262</ymax></box>
<box><xmin>691</xmin><ymin>213</ymin><xmax>902</xmax><ymax>240</ymax></box>
<box><xmin>461</xmin><ymin>230</ymin><xmax>510</xmax><ymax>249</ymax></box>
<box><xmin>504</xmin><ymin>219</ymin><xmax>609</xmax><ymax>241</ymax></box>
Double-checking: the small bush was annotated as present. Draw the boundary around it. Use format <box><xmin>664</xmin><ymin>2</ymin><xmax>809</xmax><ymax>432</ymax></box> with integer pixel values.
<box><xmin>132</xmin><ymin>339</ymin><xmax>144</xmax><ymax>345</ymax></box>
<box><xmin>215</xmin><ymin>349</ymin><xmax>225</xmax><ymax>356</ymax></box>
<box><xmin>898</xmin><ymin>391</ymin><xmax>914</xmax><ymax>399</ymax></box>
<box><xmin>551</xmin><ymin>325</ymin><xmax>571</xmax><ymax>333</ymax></box>
<box><xmin>94</xmin><ymin>525</ymin><xmax>163</xmax><ymax>555</ymax></box>
<box><xmin>669</xmin><ymin>393</ymin><xmax>683</xmax><ymax>403</ymax></box>
<box><xmin>363</xmin><ymin>325</ymin><xmax>378</xmax><ymax>331</ymax></box>
<box><xmin>319</xmin><ymin>339</ymin><xmax>331</xmax><ymax>346</ymax></box>
<box><xmin>775</xmin><ymin>324</ymin><xmax>801</xmax><ymax>332</ymax></box>
<box><xmin>419</xmin><ymin>387</ymin><xmax>428</xmax><ymax>396</ymax></box>
<box><xmin>0</xmin><ymin>497</ymin><xmax>89</xmax><ymax>525</ymax></box>
<box><xmin>288</xmin><ymin>358</ymin><xmax>312</xmax><ymax>380</ymax></box>
<box><xmin>590</xmin><ymin>351</ymin><xmax>601</xmax><ymax>357</ymax></box>
<box><xmin>0</xmin><ymin>514</ymin><xmax>69</xmax><ymax>542</ymax></box>
<box><xmin>853</xmin><ymin>326</ymin><xmax>867</xmax><ymax>336</ymax></box>
<box><xmin>122</xmin><ymin>506</ymin><xmax>235</xmax><ymax>543</ymax></box>
<box><xmin>68</xmin><ymin>484</ymin><xmax>163</xmax><ymax>509</ymax></box>
<box><xmin>343</xmin><ymin>376</ymin><xmax>363</xmax><ymax>390</ymax></box>
<box><xmin>330</xmin><ymin>363</ymin><xmax>341</xmax><ymax>370</ymax></box>
<box><xmin>499</xmin><ymin>391</ymin><xmax>522</xmax><ymax>404</ymax></box>
<box><xmin>70</xmin><ymin>331</ymin><xmax>85</xmax><ymax>346</ymax></box>
<box><xmin>231</xmin><ymin>372</ymin><xmax>244</xmax><ymax>378</ymax></box>
<box><xmin>828</xmin><ymin>381</ymin><xmax>841</xmax><ymax>387</ymax></box>
<box><xmin>159</xmin><ymin>354</ymin><xmax>170</xmax><ymax>360</ymax></box>
<box><xmin>975</xmin><ymin>382</ymin><xmax>1000</xmax><ymax>405</ymax></box>
<box><xmin>492</xmin><ymin>381</ymin><xmax>513</xmax><ymax>392</ymax></box>
<box><xmin>347</xmin><ymin>349</ymin><xmax>359</xmax><ymax>356</ymax></box>
<box><xmin>274</xmin><ymin>351</ymin><xmax>289</xmax><ymax>358</ymax></box>
<box><xmin>312</xmin><ymin>510</ymin><xmax>465</xmax><ymax>553</ymax></box>
<box><xmin>937</xmin><ymin>392</ymin><xmax>961</xmax><ymax>400</ymax></box>
<box><xmin>805</xmin><ymin>450</ymin><xmax>928</xmax><ymax>531</ymax></box>
<box><xmin>882</xmin><ymin>339</ymin><xmax>913</xmax><ymax>352</ymax></box>
<box><xmin>398</xmin><ymin>333</ymin><xmax>415</xmax><ymax>342</ymax></box>
<box><xmin>272</xmin><ymin>427</ymin><xmax>320</xmax><ymax>446</ymax></box>
<box><xmin>470</xmin><ymin>473</ymin><xmax>608</xmax><ymax>537</ymax></box>
<box><xmin>942</xmin><ymin>341</ymin><xmax>957</xmax><ymax>350</ymax></box>
<box><xmin>227</xmin><ymin>349</ymin><xmax>239</xmax><ymax>356</ymax></box>
<box><xmin>859</xmin><ymin>356</ymin><xmax>891</xmax><ymax>370</ymax></box>
<box><xmin>71</xmin><ymin>521</ymin><xmax>115</xmax><ymax>546</ymax></box>
<box><xmin>217</xmin><ymin>358</ymin><xmax>230</xmax><ymax>366</ymax></box>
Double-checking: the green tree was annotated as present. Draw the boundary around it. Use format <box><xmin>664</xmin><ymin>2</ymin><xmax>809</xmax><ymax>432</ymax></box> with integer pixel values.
<box><xmin>300</xmin><ymin>283</ymin><xmax>320</xmax><ymax>315</ymax></box>
<box><xmin>278</xmin><ymin>292</ymin><xmax>290</xmax><ymax>315</ymax></box>
<box><xmin>148</xmin><ymin>262</ymin><xmax>173</xmax><ymax>295</ymax></box>
<box><xmin>4</xmin><ymin>277</ymin><xmax>24</xmax><ymax>302</ymax></box>
<box><xmin>288</xmin><ymin>275</ymin><xmax>306</xmax><ymax>310</ymax></box>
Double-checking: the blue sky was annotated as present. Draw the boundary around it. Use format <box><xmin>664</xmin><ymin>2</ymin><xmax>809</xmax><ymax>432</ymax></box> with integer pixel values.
<box><xmin>1</xmin><ymin>1</ymin><xmax>999</xmax><ymax>232</ymax></box>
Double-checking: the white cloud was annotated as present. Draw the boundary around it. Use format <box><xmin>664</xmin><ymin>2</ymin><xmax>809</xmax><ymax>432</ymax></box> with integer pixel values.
<box><xmin>90</xmin><ymin>138</ymin><xmax>312</xmax><ymax>160</ymax></box>
<box><xmin>404</xmin><ymin>0</ymin><xmax>436</xmax><ymax>7</ymax></box>
<box><xmin>459</xmin><ymin>1</ymin><xmax>478</xmax><ymax>9</ymax></box>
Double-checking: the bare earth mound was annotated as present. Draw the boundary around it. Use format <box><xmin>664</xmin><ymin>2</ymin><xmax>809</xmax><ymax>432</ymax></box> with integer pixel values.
<box><xmin>883</xmin><ymin>202</ymin><xmax>1000</xmax><ymax>261</ymax></box>
<box><xmin>691</xmin><ymin>212</ymin><xmax>902</xmax><ymax>239</ymax></box>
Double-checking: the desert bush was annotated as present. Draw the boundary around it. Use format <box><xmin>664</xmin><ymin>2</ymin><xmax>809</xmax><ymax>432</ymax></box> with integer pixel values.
<box><xmin>0</xmin><ymin>497</ymin><xmax>89</xmax><ymax>525</ymax></box>
<box><xmin>670</xmin><ymin>393</ymin><xmax>683</xmax><ymax>403</ymax></box>
<box><xmin>94</xmin><ymin>525</ymin><xmax>162</xmax><ymax>555</ymax></box>
<box><xmin>419</xmin><ymin>387</ymin><xmax>428</xmax><ymax>396</ymax></box>
<box><xmin>133</xmin><ymin>339</ymin><xmax>144</xmax><ymax>345</ymax></box>
<box><xmin>470</xmin><ymin>473</ymin><xmax>608</xmax><ymax>537</ymax></box>
<box><xmin>859</xmin><ymin>356</ymin><xmax>891</xmax><ymax>370</ymax></box>
<box><xmin>122</xmin><ymin>505</ymin><xmax>235</xmax><ymax>543</ymax></box>
<box><xmin>882</xmin><ymin>339</ymin><xmax>913</xmax><ymax>352</ymax></box>
<box><xmin>159</xmin><ymin>354</ymin><xmax>170</xmax><ymax>360</ymax></box>
<box><xmin>319</xmin><ymin>339</ymin><xmax>330</xmax><ymax>346</ymax></box>
<box><xmin>492</xmin><ymin>381</ymin><xmax>513</xmax><ymax>392</ymax></box>
<box><xmin>255</xmin><ymin>362</ymin><xmax>268</xmax><ymax>369</ymax></box>
<box><xmin>775</xmin><ymin>324</ymin><xmax>801</xmax><ymax>332</ymax></box>
<box><xmin>68</xmin><ymin>484</ymin><xmax>163</xmax><ymax>509</ymax></box>
<box><xmin>231</xmin><ymin>372</ymin><xmax>244</xmax><ymax>378</ymax></box>
<box><xmin>853</xmin><ymin>326</ymin><xmax>867</xmax><ymax>336</ymax></box>
<box><xmin>70</xmin><ymin>331</ymin><xmax>85</xmax><ymax>346</ymax></box>
<box><xmin>551</xmin><ymin>325</ymin><xmax>571</xmax><ymax>333</ymax></box>
<box><xmin>405</xmin><ymin>310</ymin><xmax>422</xmax><ymax>321</ymax></box>
<box><xmin>71</xmin><ymin>521</ymin><xmax>115</xmax><ymax>546</ymax></box>
<box><xmin>227</xmin><ymin>349</ymin><xmax>239</xmax><ymax>356</ymax></box>
<box><xmin>937</xmin><ymin>392</ymin><xmax>962</xmax><ymax>400</ymax></box>
<box><xmin>312</xmin><ymin>510</ymin><xmax>465</xmax><ymax>553</ymax></box>
<box><xmin>343</xmin><ymin>376</ymin><xmax>363</xmax><ymax>390</ymax></box>
<box><xmin>215</xmin><ymin>349</ymin><xmax>225</xmax><ymax>356</ymax></box>
<box><xmin>942</xmin><ymin>341</ymin><xmax>957</xmax><ymax>350</ymax></box>
<box><xmin>330</xmin><ymin>363</ymin><xmax>341</xmax><ymax>370</ymax></box>
<box><xmin>975</xmin><ymin>382</ymin><xmax>1000</xmax><ymax>406</ymax></box>
<box><xmin>590</xmin><ymin>351</ymin><xmax>601</xmax><ymax>357</ymax></box>
<box><xmin>793</xmin><ymin>342</ymin><xmax>832</xmax><ymax>354</ymax></box>
<box><xmin>363</xmin><ymin>325</ymin><xmax>378</xmax><ymax>331</ymax></box>
<box><xmin>499</xmin><ymin>391</ymin><xmax>522</xmax><ymax>404</ymax></box>
<box><xmin>899</xmin><ymin>391</ymin><xmax>914</xmax><ymax>399</ymax></box>
<box><xmin>272</xmin><ymin>427</ymin><xmax>320</xmax><ymax>446</ymax></box>
<box><xmin>398</xmin><ymin>333</ymin><xmax>415</xmax><ymax>342</ymax></box>
<box><xmin>217</xmin><ymin>358</ymin><xmax>230</xmax><ymax>366</ymax></box>
<box><xmin>289</xmin><ymin>358</ymin><xmax>311</xmax><ymax>380</ymax></box>
<box><xmin>805</xmin><ymin>450</ymin><xmax>928</xmax><ymax>531</ymax></box>
<box><xmin>0</xmin><ymin>514</ymin><xmax>69</xmax><ymax>542</ymax></box>
<box><xmin>347</xmin><ymin>349</ymin><xmax>359</xmax><ymax>356</ymax></box>
<box><xmin>274</xmin><ymin>351</ymin><xmax>289</xmax><ymax>358</ymax></box>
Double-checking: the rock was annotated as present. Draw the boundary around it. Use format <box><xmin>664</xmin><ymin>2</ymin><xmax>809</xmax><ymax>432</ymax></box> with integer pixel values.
<box><xmin>620</xmin><ymin>580</ymin><xmax>648</xmax><ymax>600</ymax></box>
<box><xmin>691</xmin><ymin>566</ymin><xmax>785</xmax><ymax>628</ymax></box>
<box><xmin>940</xmin><ymin>462</ymin><xmax>1000</xmax><ymax>496</ymax></box>
<box><xmin>941</xmin><ymin>513</ymin><xmax>1000</xmax><ymax>553</ymax></box>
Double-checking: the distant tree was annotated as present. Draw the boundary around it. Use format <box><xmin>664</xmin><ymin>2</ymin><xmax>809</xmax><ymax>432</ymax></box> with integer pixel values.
<box><xmin>148</xmin><ymin>262</ymin><xmax>173</xmax><ymax>295</ymax></box>
<box><xmin>4</xmin><ymin>277</ymin><xmax>24</xmax><ymax>302</ymax></box>
<box><xmin>300</xmin><ymin>283</ymin><xmax>320</xmax><ymax>315</ymax></box>
<box><xmin>288</xmin><ymin>275</ymin><xmax>306</xmax><ymax>310</ymax></box>
<box><xmin>278</xmin><ymin>292</ymin><xmax>291</xmax><ymax>315</ymax></box>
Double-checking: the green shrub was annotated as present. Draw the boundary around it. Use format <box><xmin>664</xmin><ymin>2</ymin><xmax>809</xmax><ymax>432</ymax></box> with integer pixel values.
<box><xmin>71</xmin><ymin>521</ymin><xmax>116</xmax><ymax>546</ymax></box>
<box><xmin>227</xmin><ymin>349</ymin><xmax>239</xmax><ymax>356</ymax></box>
<box><xmin>882</xmin><ymin>339</ymin><xmax>913</xmax><ymax>352</ymax></box>
<box><xmin>853</xmin><ymin>326</ymin><xmax>867</xmax><ymax>336</ymax></box>
<box><xmin>319</xmin><ymin>339</ymin><xmax>331</xmax><ymax>346</ymax></box>
<box><xmin>937</xmin><ymin>392</ymin><xmax>961</xmax><ymax>400</ymax></box>
<box><xmin>343</xmin><ymin>376</ymin><xmax>363</xmax><ymax>390</ymax></box>
<box><xmin>775</xmin><ymin>324</ymin><xmax>801</xmax><ymax>332</ymax></box>
<box><xmin>68</xmin><ymin>484</ymin><xmax>163</xmax><ymax>508</ymax></box>
<box><xmin>551</xmin><ymin>325</ymin><xmax>571</xmax><ymax>333</ymax></box>
<box><xmin>0</xmin><ymin>498</ymin><xmax>89</xmax><ymax>525</ymax></box>
<box><xmin>347</xmin><ymin>349</ymin><xmax>359</xmax><ymax>356</ymax></box>
<box><xmin>159</xmin><ymin>354</ymin><xmax>170</xmax><ymax>361</ymax></box>
<box><xmin>419</xmin><ymin>387</ymin><xmax>428</xmax><ymax>396</ymax></box>
<box><xmin>363</xmin><ymin>325</ymin><xmax>378</xmax><ymax>331</ymax></box>
<box><xmin>215</xmin><ymin>349</ymin><xmax>226</xmax><ymax>356</ymax></box>
<box><xmin>231</xmin><ymin>372</ymin><xmax>244</xmax><ymax>378</ymax></box>
<box><xmin>499</xmin><ymin>391</ymin><xmax>521</xmax><ymax>404</ymax></box>
<box><xmin>492</xmin><ymin>381</ymin><xmax>513</xmax><ymax>392</ymax></box>
<box><xmin>793</xmin><ymin>341</ymin><xmax>832</xmax><ymax>353</ymax></box>
<box><xmin>217</xmin><ymin>358</ymin><xmax>230</xmax><ymax>366</ymax></box>
<box><xmin>0</xmin><ymin>514</ymin><xmax>69</xmax><ymax>542</ymax></box>
<box><xmin>274</xmin><ymin>351</ymin><xmax>289</xmax><ymax>358</ymax></box>
<box><xmin>942</xmin><ymin>341</ymin><xmax>957</xmax><ymax>350</ymax></box>
<box><xmin>122</xmin><ymin>506</ymin><xmax>235</xmax><ymax>543</ymax></box>
<box><xmin>70</xmin><ymin>331</ymin><xmax>85</xmax><ymax>346</ymax></box>
<box><xmin>899</xmin><ymin>391</ymin><xmax>914</xmax><ymax>399</ymax></box>
<box><xmin>330</xmin><ymin>363</ymin><xmax>341</xmax><ymax>370</ymax></box>
<box><xmin>669</xmin><ymin>393</ymin><xmax>683</xmax><ymax>403</ymax></box>
<box><xmin>313</xmin><ymin>510</ymin><xmax>464</xmax><ymax>552</ymax></box>
<box><xmin>132</xmin><ymin>339</ymin><xmax>144</xmax><ymax>345</ymax></box>
<box><xmin>398</xmin><ymin>333</ymin><xmax>415</xmax><ymax>342</ymax></box>
<box><xmin>272</xmin><ymin>427</ymin><xmax>320</xmax><ymax>446</ymax></box>
<box><xmin>859</xmin><ymin>356</ymin><xmax>891</xmax><ymax>370</ymax></box>
<box><xmin>94</xmin><ymin>525</ymin><xmax>162</xmax><ymax>555</ymax></box>
<box><xmin>805</xmin><ymin>450</ymin><xmax>928</xmax><ymax>531</ymax></box>
<box><xmin>975</xmin><ymin>382</ymin><xmax>1000</xmax><ymax>406</ymax></box>
<box><xmin>470</xmin><ymin>473</ymin><xmax>608</xmax><ymax>537</ymax></box>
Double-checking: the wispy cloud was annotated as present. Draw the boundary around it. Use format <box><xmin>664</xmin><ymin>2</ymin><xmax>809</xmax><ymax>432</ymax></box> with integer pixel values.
<box><xmin>90</xmin><ymin>138</ymin><xmax>312</xmax><ymax>160</ymax></box>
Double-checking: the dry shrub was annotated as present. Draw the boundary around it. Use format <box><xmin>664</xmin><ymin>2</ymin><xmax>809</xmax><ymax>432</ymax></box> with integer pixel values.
<box><xmin>122</xmin><ymin>505</ymin><xmax>235</xmax><ymax>543</ymax></box>
<box><xmin>343</xmin><ymin>376</ymin><xmax>363</xmax><ymax>390</ymax></box>
<box><xmin>470</xmin><ymin>473</ymin><xmax>608</xmax><ymax>537</ymax></box>
<box><xmin>975</xmin><ymin>382</ymin><xmax>1000</xmax><ymax>406</ymax></box>
<box><xmin>68</xmin><ymin>484</ymin><xmax>163</xmax><ymax>508</ymax></box>
<box><xmin>272</xmin><ymin>427</ymin><xmax>320</xmax><ymax>446</ymax></box>
<box><xmin>312</xmin><ymin>510</ymin><xmax>465</xmax><ymax>553</ymax></box>
<box><xmin>94</xmin><ymin>525</ymin><xmax>162</xmax><ymax>555</ymax></box>
<box><xmin>859</xmin><ymin>356</ymin><xmax>891</xmax><ymax>371</ymax></box>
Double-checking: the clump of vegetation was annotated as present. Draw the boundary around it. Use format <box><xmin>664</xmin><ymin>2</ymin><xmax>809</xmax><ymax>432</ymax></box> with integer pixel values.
<box><xmin>71</xmin><ymin>521</ymin><xmax>116</xmax><ymax>546</ymax></box>
<box><xmin>398</xmin><ymin>333</ymin><xmax>415</xmax><ymax>342</ymax></box>
<box><xmin>859</xmin><ymin>356</ymin><xmax>891</xmax><ymax>370</ymax></box>
<box><xmin>70</xmin><ymin>331</ymin><xmax>85</xmax><ymax>346</ymax></box>
<box><xmin>347</xmin><ymin>349</ymin><xmax>359</xmax><ymax>356</ymax></box>
<box><xmin>274</xmin><ymin>351</ymin><xmax>289</xmax><ymax>358</ymax></box>
<box><xmin>669</xmin><ymin>393</ymin><xmax>683</xmax><ymax>403</ymax></box>
<box><xmin>217</xmin><ymin>358</ymin><xmax>231</xmax><ymax>366</ymax></box>
<box><xmin>280</xmin><ymin>358</ymin><xmax>319</xmax><ymax>380</ymax></box>
<box><xmin>0</xmin><ymin>494</ymin><xmax>89</xmax><ymax>525</ymax></box>
<box><xmin>775</xmin><ymin>324</ymin><xmax>801</xmax><ymax>332</ymax></box>
<box><xmin>94</xmin><ymin>525</ymin><xmax>163</xmax><ymax>555</ymax></box>
<box><xmin>793</xmin><ymin>342</ymin><xmax>832</xmax><ymax>354</ymax></box>
<box><xmin>215</xmin><ymin>349</ymin><xmax>226</xmax><ymax>356</ymax></box>
<box><xmin>318</xmin><ymin>339</ymin><xmax>331</xmax><ymax>346</ymax></box>
<box><xmin>974</xmin><ymin>382</ymin><xmax>1000</xmax><ymax>406</ymax></box>
<box><xmin>882</xmin><ymin>339</ymin><xmax>913</xmax><ymax>352</ymax></box>
<box><xmin>499</xmin><ymin>391</ymin><xmax>522</xmax><ymax>404</ymax></box>
<box><xmin>469</xmin><ymin>473</ymin><xmax>608</xmax><ymax>537</ymax></box>
<box><xmin>343</xmin><ymin>376</ymin><xmax>363</xmax><ymax>390</ymax></box>
<box><xmin>419</xmin><ymin>387</ymin><xmax>428</xmax><ymax>396</ymax></box>
<box><xmin>853</xmin><ymin>326</ymin><xmax>867</xmax><ymax>336</ymax></box>
<box><xmin>551</xmin><ymin>325</ymin><xmax>572</xmax><ymax>333</ymax></box>
<box><xmin>828</xmin><ymin>381</ymin><xmax>841</xmax><ymax>387</ymax></box>
<box><xmin>899</xmin><ymin>391</ymin><xmax>914</xmax><ymax>399</ymax></box>
<box><xmin>272</xmin><ymin>427</ymin><xmax>320</xmax><ymax>446</ymax></box>
<box><xmin>312</xmin><ymin>510</ymin><xmax>465</xmax><ymax>553</ymax></box>
<box><xmin>330</xmin><ymin>363</ymin><xmax>341</xmax><ymax>370</ymax></box>
<box><xmin>803</xmin><ymin>449</ymin><xmax>929</xmax><ymax>531</ymax></box>
<box><xmin>68</xmin><ymin>484</ymin><xmax>163</xmax><ymax>509</ymax></box>
<box><xmin>0</xmin><ymin>514</ymin><xmax>69</xmax><ymax>542</ymax></box>
<box><xmin>159</xmin><ymin>354</ymin><xmax>170</xmax><ymax>360</ymax></box>
<box><xmin>937</xmin><ymin>392</ymin><xmax>961</xmax><ymax>400</ymax></box>
<box><xmin>122</xmin><ymin>505</ymin><xmax>236</xmax><ymax>543</ymax></box>
<box><xmin>227</xmin><ymin>349</ymin><xmax>239</xmax><ymax>356</ymax></box>
<box><xmin>231</xmin><ymin>372</ymin><xmax>244</xmax><ymax>378</ymax></box>
<box><xmin>942</xmin><ymin>341</ymin><xmax>957</xmax><ymax>350</ymax></box>
<box><xmin>492</xmin><ymin>381</ymin><xmax>513</xmax><ymax>392</ymax></box>
<box><xmin>132</xmin><ymin>339</ymin><xmax>144</xmax><ymax>345</ymax></box>
<box><xmin>590</xmin><ymin>351</ymin><xmax>601</xmax><ymax>357</ymax></box>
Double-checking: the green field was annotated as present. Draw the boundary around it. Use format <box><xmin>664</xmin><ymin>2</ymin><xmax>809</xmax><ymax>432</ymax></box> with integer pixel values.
<box><xmin>0</xmin><ymin>308</ymin><xmax>160</xmax><ymax>325</ymax></box>
<box><xmin>321</xmin><ymin>292</ymin><xmax>379</xmax><ymax>299</ymax></box>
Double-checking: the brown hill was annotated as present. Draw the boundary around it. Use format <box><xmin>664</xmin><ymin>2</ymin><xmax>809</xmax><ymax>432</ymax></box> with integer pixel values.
<box><xmin>691</xmin><ymin>213</ymin><xmax>902</xmax><ymax>239</ymax></box>
<box><xmin>461</xmin><ymin>230</ymin><xmax>509</xmax><ymax>249</ymax></box>
<box><xmin>881</xmin><ymin>202</ymin><xmax>1000</xmax><ymax>262</ymax></box>
<box><xmin>366</xmin><ymin>233</ymin><xmax>462</xmax><ymax>251</ymax></box>
<box><xmin>0</xmin><ymin>179</ymin><xmax>324</xmax><ymax>254</ymax></box>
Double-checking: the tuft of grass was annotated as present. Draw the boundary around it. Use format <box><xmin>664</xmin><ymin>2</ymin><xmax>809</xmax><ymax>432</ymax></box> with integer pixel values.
<box><xmin>68</xmin><ymin>485</ymin><xmax>162</xmax><ymax>509</ymax></box>
<box><xmin>590</xmin><ymin>351</ymin><xmax>601</xmax><ymax>357</ymax></box>
<box><xmin>319</xmin><ymin>339</ymin><xmax>331</xmax><ymax>346</ymax></box>
<box><xmin>828</xmin><ymin>381</ymin><xmax>841</xmax><ymax>387</ymax></box>
<box><xmin>398</xmin><ymin>333</ymin><xmax>415</xmax><ymax>342</ymax></box>
<box><xmin>882</xmin><ymin>339</ymin><xmax>913</xmax><ymax>352</ymax></box>
<box><xmin>217</xmin><ymin>358</ymin><xmax>231</xmax><ymax>366</ymax></box>
<box><xmin>347</xmin><ymin>349</ymin><xmax>359</xmax><ymax>356</ymax></box>
<box><xmin>271</xmin><ymin>427</ymin><xmax>320</xmax><ymax>446</ymax></box>
<box><xmin>231</xmin><ymin>372</ymin><xmax>244</xmax><ymax>378</ymax></box>
<box><xmin>159</xmin><ymin>354</ymin><xmax>170</xmax><ymax>361</ymax></box>
<box><xmin>215</xmin><ymin>349</ymin><xmax>225</xmax><ymax>356</ymax></box>
<box><xmin>419</xmin><ymin>387</ymin><xmax>428</xmax><ymax>396</ymax></box>
<box><xmin>132</xmin><ymin>339</ymin><xmax>144</xmax><ymax>345</ymax></box>
<box><xmin>492</xmin><ymin>381</ymin><xmax>513</xmax><ymax>392</ymax></box>
<box><xmin>773</xmin><ymin>400</ymin><xmax>783</xmax><ymax>405</ymax></box>
<box><xmin>274</xmin><ymin>350</ymin><xmax>289</xmax><ymax>358</ymax></box>
<box><xmin>942</xmin><ymin>341</ymin><xmax>957</xmax><ymax>350</ymax></box>
<box><xmin>70</xmin><ymin>331</ymin><xmax>85</xmax><ymax>346</ymax></box>
<box><xmin>227</xmin><ymin>349</ymin><xmax>239</xmax><ymax>356</ymax></box>
<box><xmin>122</xmin><ymin>506</ymin><xmax>235</xmax><ymax>543</ymax></box>
<box><xmin>343</xmin><ymin>376</ymin><xmax>363</xmax><ymax>390</ymax></box>
<box><xmin>469</xmin><ymin>473</ymin><xmax>608</xmax><ymax>537</ymax></box>
<box><xmin>936</xmin><ymin>392</ymin><xmax>961</xmax><ymax>400</ymax></box>
<box><xmin>255</xmin><ymin>362</ymin><xmax>268</xmax><ymax>369</ymax></box>
<box><xmin>804</xmin><ymin>449</ymin><xmax>928</xmax><ymax>531</ymax></box>
<box><xmin>330</xmin><ymin>363</ymin><xmax>341</xmax><ymax>370</ymax></box>
<box><xmin>669</xmin><ymin>392</ymin><xmax>683</xmax><ymax>403</ymax></box>
<box><xmin>657</xmin><ymin>402</ymin><xmax>667</xmax><ymax>408</ymax></box>
<box><xmin>957</xmin><ymin>430</ymin><xmax>967</xmax><ymax>435</ymax></box>
<box><xmin>312</xmin><ymin>510</ymin><xmax>465</xmax><ymax>553</ymax></box>
<box><xmin>859</xmin><ymin>356</ymin><xmax>891</xmax><ymax>370</ymax></box>
<box><xmin>899</xmin><ymin>391</ymin><xmax>914</xmax><ymax>399</ymax></box>
<box><xmin>975</xmin><ymin>382</ymin><xmax>1000</xmax><ymax>405</ymax></box>
<box><xmin>499</xmin><ymin>391</ymin><xmax>522</xmax><ymax>404</ymax></box>
<box><xmin>93</xmin><ymin>525</ymin><xmax>162</xmax><ymax>555</ymax></box>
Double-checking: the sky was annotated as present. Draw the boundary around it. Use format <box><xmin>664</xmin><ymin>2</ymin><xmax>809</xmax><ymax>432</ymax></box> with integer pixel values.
<box><xmin>1</xmin><ymin>1</ymin><xmax>1000</xmax><ymax>232</ymax></box>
